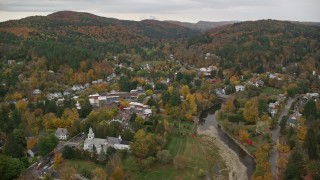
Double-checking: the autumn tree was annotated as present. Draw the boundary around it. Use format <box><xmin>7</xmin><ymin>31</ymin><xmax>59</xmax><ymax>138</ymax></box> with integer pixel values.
<box><xmin>180</xmin><ymin>85</ymin><xmax>190</xmax><ymax>97</ymax></box>
<box><xmin>92</xmin><ymin>167</ymin><xmax>107</xmax><ymax>180</ymax></box>
<box><xmin>112</xmin><ymin>166</ymin><xmax>124</xmax><ymax>180</ymax></box>
<box><xmin>243</xmin><ymin>99</ymin><xmax>259</xmax><ymax>124</ymax></box>
<box><xmin>131</xmin><ymin>129</ymin><xmax>149</xmax><ymax>158</ymax></box>
<box><xmin>53</xmin><ymin>152</ymin><xmax>63</xmax><ymax>170</ymax></box>
<box><xmin>27</xmin><ymin>137</ymin><xmax>37</xmax><ymax>150</ymax></box>
<box><xmin>297</xmin><ymin>126</ymin><xmax>307</xmax><ymax>141</ymax></box>
<box><xmin>222</xmin><ymin>96</ymin><xmax>235</xmax><ymax>113</ymax></box>
<box><xmin>239</xmin><ymin>129</ymin><xmax>249</xmax><ymax>142</ymax></box>
<box><xmin>60</xmin><ymin>165</ymin><xmax>76</xmax><ymax>180</ymax></box>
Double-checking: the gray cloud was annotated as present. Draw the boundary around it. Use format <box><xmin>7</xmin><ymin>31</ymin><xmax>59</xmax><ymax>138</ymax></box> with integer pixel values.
<box><xmin>0</xmin><ymin>0</ymin><xmax>319</xmax><ymax>22</ymax></box>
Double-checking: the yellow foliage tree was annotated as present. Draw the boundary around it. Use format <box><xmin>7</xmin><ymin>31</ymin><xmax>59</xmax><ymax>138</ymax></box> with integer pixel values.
<box><xmin>53</xmin><ymin>152</ymin><xmax>63</xmax><ymax>170</ymax></box>
<box><xmin>260</xmin><ymin>114</ymin><xmax>270</xmax><ymax>122</ymax></box>
<box><xmin>146</xmin><ymin>89</ymin><xmax>153</xmax><ymax>96</ymax></box>
<box><xmin>277</xmin><ymin>157</ymin><xmax>288</xmax><ymax>169</ymax></box>
<box><xmin>119</xmin><ymin>99</ymin><xmax>129</xmax><ymax>107</ymax></box>
<box><xmin>297</xmin><ymin>126</ymin><xmax>307</xmax><ymax>141</ymax></box>
<box><xmin>112</xmin><ymin>166</ymin><xmax>124</xmax><ymax>180</ymax></box>
<box><xmin>92</xmin><ymin>167</ymin><xmax>107</xmax><ymax>180</ymax></box>
<box><xmin>222</xmin><ymin>96</ymin><xmax>235</xmax><ymax>113</ymax></box>
<box><xmin>239</xmin><ymin>129</ymin><xmax>249</xmax><ymax>142</ymax></box>
<box><xmin>180</xmin><ymin>85</ymin><xmax>190</xmax><ymax>97</ymax></box>
<box><xmin>167</xmin><ymin>86</ymin><xmax>174</xmax><ymax>94</ymax></box>
<box><xmin>16</xmin><ymin>100</ymin><xmax>28</xmax><ymax>113</ymax></box>
<box><xmin>188</xmin><ymin>94</ymin><xmax>197</xmax><ymax>115</ymax></box>
<box><xmin>243</xmin><ymin>100</ymin><xmax>259</xmax><ymax>123</ymax></box>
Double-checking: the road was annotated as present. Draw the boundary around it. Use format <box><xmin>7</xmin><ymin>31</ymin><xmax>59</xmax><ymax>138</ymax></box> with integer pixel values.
<box><xmin>19</xmin><ymin>133</ymin><xmax>85</xmax><ymax>180</ymax></box>
<box><xmin>269</xmin><ymin>97</ymin><xmax>296</xmax><ymax>180</ymax></box>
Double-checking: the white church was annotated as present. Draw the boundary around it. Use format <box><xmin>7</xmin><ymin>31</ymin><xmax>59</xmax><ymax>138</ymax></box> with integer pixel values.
<box><xmin>83</xmin><ymin>127</ymin><xmax>130</xmax><ymax>153</ymax></box>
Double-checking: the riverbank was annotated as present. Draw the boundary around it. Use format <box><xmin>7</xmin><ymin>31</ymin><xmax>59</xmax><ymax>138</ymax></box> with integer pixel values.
<box><xmin>218</xmin><ymin>121</ymin><xmax>256</xmax><ymax>160</ymax></box>
<box><xmin>198</xmin><ymin>112</ymin><xmax>248</xmax><ymax>180</ymax></box>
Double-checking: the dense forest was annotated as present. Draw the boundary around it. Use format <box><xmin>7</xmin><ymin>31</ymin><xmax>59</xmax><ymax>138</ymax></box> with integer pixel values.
<box><xmin>174</xmin><ymin>20</ymin><xmax>320</xmax><ymax>70</ymax></box>
<box><xmin>0</xmin><ymin>11</ymin><xmax>197</xmax><ymax>69</ymax></box>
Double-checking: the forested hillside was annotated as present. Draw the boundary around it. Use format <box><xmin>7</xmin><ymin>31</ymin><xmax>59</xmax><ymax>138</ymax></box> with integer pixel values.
<box><xmin>173</xmin><ymin>20</ymin><xmax>320</xmax><ymax>71</ymax></box>
<box><xmin>0</xmin><ymin>11</ymin><xmax>197</xmax><ymax>69</ymax></box>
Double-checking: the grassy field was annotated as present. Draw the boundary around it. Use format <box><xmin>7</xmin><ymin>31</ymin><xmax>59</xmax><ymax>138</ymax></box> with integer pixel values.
<box><xmin>59</xmin><ymin>159</ymin><xmax>103</xmax><ymax>174</ymax></box>
<box><xmin>262</xmin><ymin>87</ymin><xmax>281</xmax><ymax>95</ymax></box>
<box><xmin>136</xmin><ymin>135</ymin><xmax>228</xmax><ymax>180</ymax></box>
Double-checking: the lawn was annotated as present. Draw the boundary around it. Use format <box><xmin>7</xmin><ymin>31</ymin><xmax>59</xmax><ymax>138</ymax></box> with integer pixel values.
<box><xmin>137</xmin><ymin>135</ymin><xmax>228</xmax><ymax>179</ymax></box>
<box><xmin>262</xmin><ymin>87</ymin><xmax>281</xmax><ymax>95</ymax></box>
<box><xmin>60</xmin><ymin>159</ymin><xmax>103</xmax><ymax>174</ymax></box>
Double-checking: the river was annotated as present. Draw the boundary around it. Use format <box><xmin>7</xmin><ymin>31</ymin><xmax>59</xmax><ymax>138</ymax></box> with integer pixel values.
<box><xmin>198</xmin><ymin>102</ymin><xmax>256</xmax><ymax>179</ymax></box>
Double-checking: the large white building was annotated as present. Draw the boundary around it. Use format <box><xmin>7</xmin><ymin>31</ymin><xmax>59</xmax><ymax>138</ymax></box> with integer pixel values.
<box><xmin>83</xmin><ymin>128</ymin><xmax>130</xmax><ymax>154</ymax></box>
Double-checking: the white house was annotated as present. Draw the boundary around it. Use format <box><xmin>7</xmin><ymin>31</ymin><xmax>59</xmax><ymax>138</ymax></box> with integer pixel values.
<box><xmin>235</xmin><ymin>85</ymin><xmax>245</xmax><ymax>92</ymax></box>
<box><xmin>27</xmin><ymin>146</ymin><xmax>38</xmax><ymax>157</ymax></box>
<box><xmin>55</xmin><ymin>128</ymin><xmax>68</xmax><ymax>140</ymax></box>
<box><xmin>84</xmin><ymin>128</ymin><xmax>130</xmax><ymax>154</ymax></box>
<box><xmin>33</xmin><ymin>89</ymin><xmax>41</xmax><ymax>95</ymax></box>
<box><xmin>89</xmin><ymin>93</ymin><xmax>100</xmax><ymax>107</ymax></box>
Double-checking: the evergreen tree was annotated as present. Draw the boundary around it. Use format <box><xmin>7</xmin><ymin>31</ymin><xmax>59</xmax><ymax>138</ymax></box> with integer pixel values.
<box><xmin>304</xmin><ymin>128</ymin><xmax>318</xmax><ymax>160</ymax></box>
<box><xmin>284</xmin><ymin>151</ymin><xmax>305</xmax><ymax>180</ymax></box>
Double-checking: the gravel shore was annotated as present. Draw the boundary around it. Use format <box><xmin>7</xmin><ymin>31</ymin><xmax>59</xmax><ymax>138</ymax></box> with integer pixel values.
<box><xmin>198</xmin><ymin>114</ymin><xmax>248</xmax><ymax>180</ymax></box>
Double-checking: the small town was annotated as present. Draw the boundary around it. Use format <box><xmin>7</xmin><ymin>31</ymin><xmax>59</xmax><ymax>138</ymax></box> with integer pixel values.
<box><xmin>0</xmin><ymin>2</ymin><xmax>319</xmax><ymax>180</ymax></box>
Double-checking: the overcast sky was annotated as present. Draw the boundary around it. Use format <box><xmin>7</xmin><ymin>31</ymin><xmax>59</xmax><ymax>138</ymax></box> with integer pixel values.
<box><xmin>0</xmin><ymin>0</ymin><xmax>319</xmax><ymax>23</ymax></box>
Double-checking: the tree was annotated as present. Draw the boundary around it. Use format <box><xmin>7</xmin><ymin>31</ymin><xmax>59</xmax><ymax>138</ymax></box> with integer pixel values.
<box><xmin>60</xmin><ymin>165</ymin><xmax>76</xmax><ymax>180</ymax></box>
<box><xmin>62</xmin><ymin>146</ymin><xmax>74</xmax><ymax>159</ymax></box>
<box><xmin>297</xmin><ymin>126</ymin><xmax>307</xmax><ymax>141</ymax></box>
<box><xmin>120</xmin><ymin>129</ymin><xmax>134</xmax><ymax>141</ymax></box>
<box><xmin>222</xmin><ymin>96</ymin><xmax>235</xmax><ymax>113</ymax></box>
<box><xmin>308</xmin><ymin>160</ymin><xmax>320</xmax><ymax>180</ymax></box>
<box><xmin>303</xmin><ymin>100</ymin><xmax>317</xmax><ymax>122</ymax></box>
<box><xmin>53</xmin><ymin>152</ymin><xmax>63</xmax><ymax>170</ymax></box>
<box><xmin>243</xmin><ymin>100</ymin><xmax>259</xmax><ymax>124</ymax></box>
<box><xmin>92</xmin><ymin>167</ymin><xmax>107</xmax><ymax>180</ymax></box>
<box><xmin>283</xmin><ymin>151</ymin><xmax>305</xmax><ymax>180</ymax></box>
<box><xmin>97</xmin><ymin>148</ymin><xmax>106</xmax><ymax>162</ymax></box>
<box><xmin>131</xmin><ymin>130</ymin><xmax>149</xmax><ymax>158</ymax></box>
<box><xmin>38</xmin><ymin>134</ymin><xmax>59</xmax><ymax>156</ymax></box>
<box><xmin>27</xmin><ymin>137</ymin><xmax>37</xmax><ymax>150</ymax></box>
<box><xmin>304</xmin><ymin>128</ymin><xmax>318</xmax><ymax>160</ymax></box>
<box><xmin>188</xmin><ymin>94</ymin><xmax>197</xmax><ymax>115</ymax></box>
<box><xmin>169</xmin><ymin>91</ymin><xmax>181</xmax><ymax>107</ymax></box>
<box><xmin>80</xmin><ymin>98</ymin><xmax>92</xmax><ymax>118</ymax></box>
<box><xmin>239</xmin><ymin>129</ymin><xmax>249</xmax><ymax>142</ymax></box>
<box><xmin>135</xmin><ymin>116</ymin><xmax>144</xmax><ymax>125</ymax></box>
<box><xmin>180</xmin><ymin>85</ymin><xmax>190</xmax><ymax>97</ymax></box>
<box><xmin>4</xmin><ymin>133</ymin><xmax>24</xmax><ymax>158</ymax></box>
<box><xmin>112</xmin><ymin>166</ymin><xmax>124</xmax><ymax>180</ymax></box>
<box><xmin>156</xmin><ymin>150</ymin><xmax>172</xmax><ymax>164</ymax></box>
<box><xmin>145</xmin><ymin>89</ymin><xmax>153</xmax><ymax>96</ymax></box>
<box><xmin>0</xmin><ymin>154</ymin><xmax>25</xmax><ymax>180</ymax></box>
<box><xmin>280</xmin><ymin>116</ymin><xmax>287</xmax><ymax>136</ymax></box>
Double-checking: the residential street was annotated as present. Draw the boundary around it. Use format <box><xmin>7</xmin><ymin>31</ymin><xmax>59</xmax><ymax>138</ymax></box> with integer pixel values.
<box><xmin>269</xmin><ymin>97</ymin><xmax>296</xmax><ymax>180</ymax></box>
<box><xmin>19</xmin><ymin>133</ymin><xmax>85</xmax><ymax>180</ymax></box>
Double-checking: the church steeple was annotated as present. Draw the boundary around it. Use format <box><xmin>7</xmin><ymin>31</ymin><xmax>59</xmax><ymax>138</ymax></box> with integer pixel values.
<box><xmin>88</xmin><ymin>127</ymin><xmax>94</xmax><ymax>140</ymax></box>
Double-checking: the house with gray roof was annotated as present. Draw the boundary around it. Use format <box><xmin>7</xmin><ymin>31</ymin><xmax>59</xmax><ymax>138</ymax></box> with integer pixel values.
<box><xmin>55</xmin><ymin>128</ymin><xmax>68</xmax><ymax>140</ymax></box>
<box><xmin>83</xmin><ymin>128</ymin><xmax>130</xmax><ymax>153</ymax></box>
